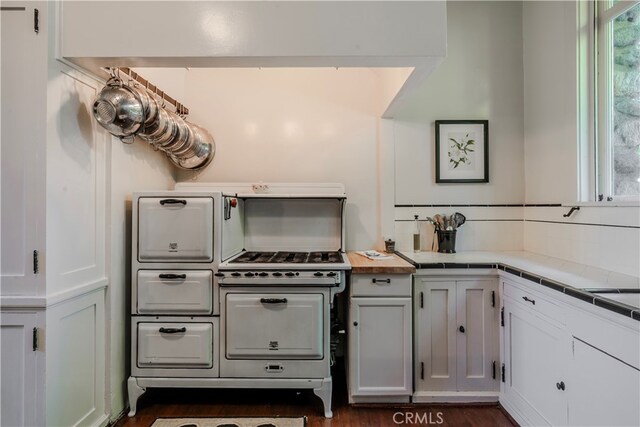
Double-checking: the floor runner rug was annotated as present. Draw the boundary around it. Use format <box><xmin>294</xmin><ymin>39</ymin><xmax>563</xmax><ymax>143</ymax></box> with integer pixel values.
<box><xmin>151</xmin><ymin>417</ymin><xmax>306</xmax><ymax>427</ymax></box>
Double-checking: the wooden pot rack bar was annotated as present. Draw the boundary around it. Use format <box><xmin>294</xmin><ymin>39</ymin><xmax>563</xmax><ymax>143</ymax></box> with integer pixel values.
<box><xmin>111</xmin><ymin>67</ymin><xmax>189</xmax><ymax>116</ymax></box>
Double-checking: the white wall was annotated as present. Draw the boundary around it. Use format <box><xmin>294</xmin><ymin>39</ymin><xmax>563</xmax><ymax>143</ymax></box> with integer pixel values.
<box><xmin>390</xmin><ymin>1</ymin><xmax>525</xmax><ymax>251</ymax></box>
<box><xmin>175</xmin><ymin>67</ymin><xmax>383</xmax><ymax>250</ymax></box>
<box><xmin>522</xmin><ymin>1</ymin><xmax>639</xmax><ymax>278</ymax></box>
<box><xmin>108</xmin><ymin>140</ymin><xmax>175</xmax><ymax>419</ymax></box>
<box><xmin>108</xmin><ymin>69</ymin><xmax>179</xmax><ymax>419</ymax></box>
<box><xmin>523</xmin><ymin>0</ymin><xmax>579</xmax><ymax>204</ymax></box>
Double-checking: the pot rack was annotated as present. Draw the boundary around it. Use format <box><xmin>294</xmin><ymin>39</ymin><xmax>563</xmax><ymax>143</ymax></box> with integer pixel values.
<box><xmin>103</xmin><ymin>67</ymin><xmax>189</xmax><ymax>116</ymax></box>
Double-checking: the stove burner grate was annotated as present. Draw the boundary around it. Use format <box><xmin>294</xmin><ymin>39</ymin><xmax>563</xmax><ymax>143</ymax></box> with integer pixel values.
<box><xmin>230</xmin><ymin>251</ymin><xmax>342</xmax><ymax>264</ymax></box>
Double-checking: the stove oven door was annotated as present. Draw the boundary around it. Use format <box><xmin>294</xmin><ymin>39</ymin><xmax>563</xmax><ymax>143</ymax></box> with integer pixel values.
<box><xmin>225</xmin><ymin>293</ymin><xmax>324</xmax><ymax>359</ymax></box>
<box><xmin>137</xmin><ymin>196</ymin><xmax>214</xmax><ymax>262</ymax></box>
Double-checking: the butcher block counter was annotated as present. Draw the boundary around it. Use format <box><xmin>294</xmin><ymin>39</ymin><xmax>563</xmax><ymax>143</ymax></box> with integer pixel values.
<box><xmin>347</xmin><ymin>252</ymin><xmax>416</xmax><ymax>274</ymax></box>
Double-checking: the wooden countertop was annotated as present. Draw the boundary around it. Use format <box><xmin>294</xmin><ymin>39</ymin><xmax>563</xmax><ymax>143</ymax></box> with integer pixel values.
<box><xmin>347</xmin><ymin>251</ymin><xmax>416</xmax><ymax>274</ymax></box>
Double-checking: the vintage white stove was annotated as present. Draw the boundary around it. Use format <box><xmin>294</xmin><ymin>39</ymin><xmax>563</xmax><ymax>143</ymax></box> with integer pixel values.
<box><xmin>127</xmin><ymin>183</ymin><xmax>350</xmax><ymax>418</ymax></box>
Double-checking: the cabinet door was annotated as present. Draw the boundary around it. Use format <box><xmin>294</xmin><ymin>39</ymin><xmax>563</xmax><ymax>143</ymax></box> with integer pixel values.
<box><xmin>503</xmin><ymin>297</ymin><xmax>569</xmax><ymax>426</ymax></box>
<box><xmin>1</xmin><ymin>312</ymin><xmax>43</xmax><ymax>427</ymax></box>
<box><xmin>414</xmin><ymin>280</ymin><xmax>457</xmax><ymax>391</ymax></box>
<box><xmin>456</xmin><ymin>280</ymin><xmax>499</xmax><ymax>391</ymax></box>
<box><xmin>1</xmin><ymin>4</ymin><xmax>47</xmax><ymax>296</ymax></box>
<box><xmin>349</xmin><ymin>297</ymin><xmax>412</xmax><ymax>396</ymax></box>
<box><xmin>569</xmin><ymin>339</ymin><xmax>640</xmax><ymax>427</ymax></box>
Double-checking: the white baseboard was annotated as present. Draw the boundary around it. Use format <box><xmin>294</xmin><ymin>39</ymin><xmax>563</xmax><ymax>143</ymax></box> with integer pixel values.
<box><xmin>412</xmin><ymin>391</ymin><xmax>499</xmax><ymax>403</ymax></box>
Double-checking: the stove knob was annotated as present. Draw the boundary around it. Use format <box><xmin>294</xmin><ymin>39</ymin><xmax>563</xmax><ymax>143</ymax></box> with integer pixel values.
<box><xmin>244</xmin><ymin>272</ymin><xmax>255</xmax><ymax>277</ymax></box>
<box><xmin>258</xmin><ymin>272</ymin><xmax>269</xmax><ymax>277</ymax></box>
<box><xmin>231</xmin><ymin>272</ymin><xmax>241</xmax><ymax>277</ymax></box>
<box><xmin>314</xmin><ymin>272</ymin><xmax>324</xmax><ymax>277</ymax></box>
<box><xmin>285</xmin><ymin>272</ymin><xmax>295</xmax><ymax>277</ymax></box>
<box><xmin>273</xmin><ymin>272</ymin><xmax>282</xmax><ymax>277</ymax></box>
<box><xmin>327</xmin><ymin>272</ymin><xmax>337</xmax><ymax>277</ymax></box>
<box><xmin>214</xmin><ymin>272</ymin><xmax>225</xmax><ymax>277</ymax></box>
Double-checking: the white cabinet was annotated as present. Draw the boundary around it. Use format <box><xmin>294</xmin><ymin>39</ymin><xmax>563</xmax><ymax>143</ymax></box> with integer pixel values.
<box><xmin>348</xmin><ymin>273</ymin><xmax>412</xmax><ymax>403</ymax></box>
<box><xmin>1</xmin><ymin>3</ymin><xmax>46</xmax><ymax>297</ymax></box>
<box><xmin>349</xmin><ymin>297</ymin><xmax>412</xmax><ymax>399</ymax></box>
<box><xmin>568</xmin><ymin>339</ymin><xmax>640</xmax><ymax>427</ymax></box>
<box><xmin>502</xmin><ymin>295</ymin><xmax>569</xmax><ymax>426</ymax></box>
<box><xmin>0</xmin><ymin>311</ymin><xmax>45</xmax><ymax>427</ymax></box>
<box><xmin>413</xmin><ymin>278</ymin><xmax>499</xmax><ymax>401</ymax></box>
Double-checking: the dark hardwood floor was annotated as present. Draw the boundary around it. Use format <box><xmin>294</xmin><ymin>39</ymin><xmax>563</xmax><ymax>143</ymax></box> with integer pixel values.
<box><xmin>116</xmin><ymin>364</ymin><xmax>516</xmax><ymax>427</ymax></box>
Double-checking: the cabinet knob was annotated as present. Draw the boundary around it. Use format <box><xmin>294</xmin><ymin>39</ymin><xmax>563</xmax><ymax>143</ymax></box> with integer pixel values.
<box><xmin>556</xmin><ymin>381</ymin><xmax>565</xmax><ymax>391</ymax></box>
<box><xmin>353</xmin><ymin>321</ymin><xmax>358</xmax><ymax>326</ymax></box>
<box><xmin>459</xmin><ymin>325</ymin><xmax>465</xmax><ymax>333</ymax></box>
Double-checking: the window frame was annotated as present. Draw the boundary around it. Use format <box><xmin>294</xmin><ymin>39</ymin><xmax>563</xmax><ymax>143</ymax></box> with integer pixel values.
<box><xmin>594</xmin><ymin>0</ymin><xmax>640</xmax><ymax>202</ymax></box>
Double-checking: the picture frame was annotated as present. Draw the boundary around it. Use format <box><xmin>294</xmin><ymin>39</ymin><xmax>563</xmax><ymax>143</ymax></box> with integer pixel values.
<box><xmin>435</xmin><ymin>120</ymin><xmax>489</xmax><ymax>183</ymax></box>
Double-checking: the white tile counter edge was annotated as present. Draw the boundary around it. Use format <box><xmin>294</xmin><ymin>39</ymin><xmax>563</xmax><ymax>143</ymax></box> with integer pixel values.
<box><xmin>399</xmin><ymin>250</ymin><xmax>639</xmax><ymax>290</ymax></box>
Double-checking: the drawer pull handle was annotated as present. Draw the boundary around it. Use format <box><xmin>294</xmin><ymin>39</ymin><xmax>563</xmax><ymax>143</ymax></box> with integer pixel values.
<box><xmin>260</xmin><ymin>298</ymin><xmax>288</xmax><ymax>304</ymax></box>
<box><xmin>159</xmin><ymin>198</ymin><xmax>187</xmax><ymax>205</ymax></box>
<box><xmin>159</xmin><ymin>273</ymin><xmax>187</xmax><ymax>280</ymax></box>
<box><xmin>159</xmin><ymin>327</ymin><xmax>186</xmax><ymax>334</ymax></box>
<box><xmin>459</xmin><ymin>325</ymin><xmax>465</xmax><ymax>333</ymax></box>
<box><xmin>522</xmin><ymin>296</ymin><xmax>536</xmax><ymax>305</ymax></box>
<box><xmin>556</xmin><ymin>381</ymin><xmax>565</xmax><ymax>391</ymax></box>
<box><xmin>372</xmin><ymin>278</ymin><xmax>391</xmax><ymax>284</ymax></box>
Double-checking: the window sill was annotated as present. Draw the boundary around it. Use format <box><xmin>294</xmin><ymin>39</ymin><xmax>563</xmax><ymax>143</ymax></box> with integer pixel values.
<box><xmin>564</xmin><ymin>201</ymin><xmax>640</xmax><ymax>208</ymax></box>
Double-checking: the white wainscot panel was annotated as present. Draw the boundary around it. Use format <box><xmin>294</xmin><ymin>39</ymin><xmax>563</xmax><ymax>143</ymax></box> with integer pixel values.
<box><xmin>46</xmin><ymin>289</ymin><xmax>107</xmax><ymax>427</ymax></box>
<box><xmin>47</xmin><ymin>64</ymin><xmax>109</xmax><ymax>293</ymax></box>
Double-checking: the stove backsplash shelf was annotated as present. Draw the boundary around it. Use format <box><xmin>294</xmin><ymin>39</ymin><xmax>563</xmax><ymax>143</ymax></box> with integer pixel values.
<box><xmin>175</xmin><ymin>183</ymin><xmax>347</xmax><ymax>260</ymax></box>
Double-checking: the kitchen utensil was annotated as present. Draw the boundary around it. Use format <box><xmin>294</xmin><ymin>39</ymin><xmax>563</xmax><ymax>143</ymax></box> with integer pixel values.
<box><xmin>453</xmin><ymin>212</ymin><xmax>466</xmax><ymax>228</ymax></box>
<box><xmin>161</xmin><ymin>113</ymin><xmax>191</xmax><ymax>152</ymax></box>
<box><xmin>437</xmin><ymin>230</ymin><xmax>457</xmax><ymax>253</ymax></box>
<box><xmin>132</xmin><ymin>85</ymin><xmax>158</xmax><ymax>126</ymax></box>
<box><xmin>433</xmin><ymin>214</ymin><xmax>446</xmax><ymax>231</ymax></box>
<box><xmin>169</xmin><ymin>123</ymin><xmax>216</xmax><ymax>170</ymax></box>
<box><xmin>92</xmin><ymin>78</ymin><xmax>144</xmax><ymax>137</ymax></box>
<box><xmin>139</xmin><ymin>107</ymin><xmax>171</xmax><ymax>143</ymax></box>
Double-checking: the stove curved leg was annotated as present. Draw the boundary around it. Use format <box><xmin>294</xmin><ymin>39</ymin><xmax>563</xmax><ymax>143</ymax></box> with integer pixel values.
<box><xmin>127</xmin><ymin>377</ymin><xmax>146</xmax><ymax>417</ymax></box>
<box><xmin>313</xmin><ymin>377</ymin><xmax>333</xmax><ymax>418</ymax></box>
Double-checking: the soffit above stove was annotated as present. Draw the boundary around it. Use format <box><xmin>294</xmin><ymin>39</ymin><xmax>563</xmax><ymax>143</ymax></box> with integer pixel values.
<box><xmin>59</xmin><ymin>2</ymin><xmax>447</xmax><ymax>119</ymax></box>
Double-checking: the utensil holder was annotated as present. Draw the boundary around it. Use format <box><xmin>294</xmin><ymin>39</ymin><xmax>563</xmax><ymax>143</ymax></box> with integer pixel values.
<box><xmin>436</xmin><ymin>230</ymin><xmax>457</xmax><ymax>253</ymax></box>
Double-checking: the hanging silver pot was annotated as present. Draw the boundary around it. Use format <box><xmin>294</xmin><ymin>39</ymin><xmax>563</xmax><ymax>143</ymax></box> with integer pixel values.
<box><xmin>92</xmin><ymin>78</ymin><xmax>144</xmax><ymax>137</ymax></box>
<box><xmin>168</xmin><ymin>123</ymin><xmax>216</xmax><ymax>170</ymax></box>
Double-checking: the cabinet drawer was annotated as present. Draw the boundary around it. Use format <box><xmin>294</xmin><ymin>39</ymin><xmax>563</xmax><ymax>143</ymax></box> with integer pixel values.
<box><xmin>138</xmin><ymin>196</ymin><xmax>214</xmax><ymax>262</ymax></box>
<box><xmin>504</xmin><ymin>280</ymin><xmax>564</xmax><ymax>324</ymax></box>
<box><xmin>137</xmin><ymin>270</ymin><xmax>213</xmax><ymax>315</ymax></box>
<box><xmin>351</xmin><ymin>274</ymin><xmax>411</xmax><ymax>297</ymax></box>
<box><xmin>137</xmin><ymin>322</ymin><xmax>213</xmax><ymax>368</ymax></box>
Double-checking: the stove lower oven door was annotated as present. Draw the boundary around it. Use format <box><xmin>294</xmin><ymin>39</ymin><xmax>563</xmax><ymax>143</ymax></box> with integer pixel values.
<box><xmin>131</xmin><ymin>316</ymin><xmax>220</xmax><ymax>378</ymax></box>
<box><xmin>221</xmin><ymin>288</ymin><xmax>330</xmax><ymax>379</ymax></box>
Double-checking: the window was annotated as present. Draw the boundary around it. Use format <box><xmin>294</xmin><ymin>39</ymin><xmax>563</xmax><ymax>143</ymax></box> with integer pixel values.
<box><xmin>596</xmin><ymin>1</ymin><xmax>640</xmax><ymax>200</ymax></box>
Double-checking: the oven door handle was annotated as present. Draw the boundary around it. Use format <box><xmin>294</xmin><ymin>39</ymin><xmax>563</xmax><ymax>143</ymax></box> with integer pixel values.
<box><xmin>260</xmin><ymin>298</ymin><xmax>288</xmax><ymax>304</ymax></box>
<box><xmin>159</xmin><ymin>327</ymin><xmax>187</xmax><ymax>334</ymax></box>
<box><xmin>159</xmin><ymin>273</ymin><xmax>187</xmax><ymax>280</ymax></box>
<box><xmin>159</xmin><ymin>198</ymin><xmax>187</xmax><ymax>206</ymax></box>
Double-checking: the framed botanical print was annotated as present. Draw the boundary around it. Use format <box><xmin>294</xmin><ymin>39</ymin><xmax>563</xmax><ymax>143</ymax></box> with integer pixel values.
<box><xmin>435</xmin><ymin>120</ymin><xmax>489</xmax><ymax>183</ymax></box>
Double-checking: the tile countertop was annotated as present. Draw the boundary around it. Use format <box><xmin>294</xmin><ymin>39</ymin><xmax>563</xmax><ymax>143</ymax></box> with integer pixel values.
<box><xmin>397</xmin><ymin>250</ymin><xmax>640</xmax><ymax>319</ymax></box>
